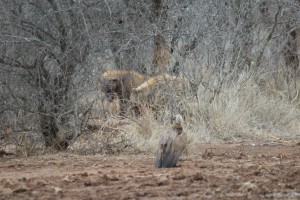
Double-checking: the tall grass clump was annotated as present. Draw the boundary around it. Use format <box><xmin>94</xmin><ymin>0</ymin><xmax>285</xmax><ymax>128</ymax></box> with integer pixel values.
<box><xmin>108</xmin><ymin>68</ymin><xmax>300</xmax><ymax>153</ymax></box>
<box><xmin>182</xmin><ymin>69</ymin><xmax>300</xmax><ymax>143</ymax></box>
<box><xmin>68</xmin><ymin>68</ymin><xmax>300</xmax><ymax>155</ymax></box>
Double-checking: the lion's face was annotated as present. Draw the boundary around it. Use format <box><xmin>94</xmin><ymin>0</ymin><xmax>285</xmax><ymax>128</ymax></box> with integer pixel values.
<box><xmin>101</xmin><ymin>78</ymin><xmax>120</xmax><ymax>102</ymax></box>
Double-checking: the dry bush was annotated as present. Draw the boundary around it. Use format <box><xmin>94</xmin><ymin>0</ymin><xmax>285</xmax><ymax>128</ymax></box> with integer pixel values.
<box><xmin>1</xmin><ymin>0</ymin><xmax>299</xmax><ymax>155</ymax></box>
<box><xmin>0</xmin><ymin>112</ymin><xmax>45</xmax><ymax>156</ymax></box>
<box><xmin>0</xmin><ymin>130</ymin><xmax>44</xmax><ymax>157</ymax></box>
<box><xmin>179</xmin><ymin>69</ymin><xmax>300</xmax><ymax>142</ymax></box>
<box><xmin>70</xmin><ymin>116</ymin><xmax>139</xmax><ymax>155</ymax></box>
<box><xmin>60</xmin><ymin>66</ymin><xmax>300</xmax><ymax>156</ymax></box>
<box><xmin>69</xmin><ymin>106</ymin><xmax>194</xmax><ymax>156</ymax></box>
<box><xmin>254</xmin><ymin>72</ymin><xmax>300</xmax><ymax>136</ymax></box>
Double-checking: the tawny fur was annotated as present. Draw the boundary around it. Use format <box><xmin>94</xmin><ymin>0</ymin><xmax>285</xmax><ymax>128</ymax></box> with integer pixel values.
<box><xmin>155</xmin><ymin>114</ymin><xmax>187</xmax><ymax>168</ymax></box>
<box><xmin>100</xmin><ymin>70</ymin><xmax>146</xmax><ymax>115</ymax></box>
<box><xmin>133</xmin><ymin>74</ymin><xmax>173</xmax><ymax>95</ymax></box>
<box><xmin>101</xmin><ymin>70</ymin><xmax>145</xmax><ymax>100</ymax></box>
<box><xmin>102</xmin><ymin>70</ymin><xmax>145</xmax><ymax>83</ymax></box>
<box><xmin>101</xmin><ymin>70</ymin><xmax>189</xmax><ymax>116</ymax></box>
<box><xmin>133</xmin><ymin>74</ymin><xmax>189</xmax><ymax>96</ymax></box>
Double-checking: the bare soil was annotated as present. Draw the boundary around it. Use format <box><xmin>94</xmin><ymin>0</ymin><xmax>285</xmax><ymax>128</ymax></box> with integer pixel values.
<box><xmin>0</xmin><ymin>141</ymin><xmax>299</xmax><ymax>200</ymax></box>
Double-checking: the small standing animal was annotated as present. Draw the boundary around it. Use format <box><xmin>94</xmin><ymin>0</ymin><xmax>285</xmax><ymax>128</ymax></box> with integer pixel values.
<box><xmin>155</xmin><ymin>114</ymin><xmax>187</xmax><ymax>168</ymax></box>
<box><xmin>100</xmin><ymin>70</ymin><xmax>146</xmax><ymax>115</ymax></box>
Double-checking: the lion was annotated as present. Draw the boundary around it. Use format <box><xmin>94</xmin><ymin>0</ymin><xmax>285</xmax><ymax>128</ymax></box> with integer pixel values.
<box><xmin>100</xmin><ymin>70</ymin><xmax>146</xmax><ymax>115</ymax></box>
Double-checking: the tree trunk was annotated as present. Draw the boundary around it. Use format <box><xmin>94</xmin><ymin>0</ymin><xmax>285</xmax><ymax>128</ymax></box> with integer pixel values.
<box><xmin>38</xmin><ymin>63</ymin><xmax>75</xmax><ymax>150</ymax></box>
<box><xmin>151</xmin><ymin>0</ymin><xmax>170</xmax><ymax>74</ymax></box>
<box><xmin>284</xmin><ymin>28</ymin><xmax>300</xmax><ymax>78</ymax></box>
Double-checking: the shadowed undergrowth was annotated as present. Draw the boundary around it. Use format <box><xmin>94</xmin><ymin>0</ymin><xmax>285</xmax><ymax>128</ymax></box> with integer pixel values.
<box><xmin>69</xmin><ymin>69</ymin><xmax>300</xmax><ymax>155</ymax></box>
<box><xmin>1</xmin><ymin>70</ymin><xmax>300</xmax><ymax>156</ymax></box>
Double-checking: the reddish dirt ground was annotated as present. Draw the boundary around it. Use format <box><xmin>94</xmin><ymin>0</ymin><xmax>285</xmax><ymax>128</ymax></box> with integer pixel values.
<box><xmin>0</xmin><ymin>142</ymin><xmax>299</xmax><ymax>200</ymax></box>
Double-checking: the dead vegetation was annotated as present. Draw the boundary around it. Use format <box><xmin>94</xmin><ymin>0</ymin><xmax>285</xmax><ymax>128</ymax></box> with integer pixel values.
<box><xmin>0</xmin><ymin>1</ymin><xmax>299</xmax><ymax>199</ymax></box>
<box><xmin>0</xmin><ymin>0</ymin><xmax>299</xmax><ymax>157</ymax></box>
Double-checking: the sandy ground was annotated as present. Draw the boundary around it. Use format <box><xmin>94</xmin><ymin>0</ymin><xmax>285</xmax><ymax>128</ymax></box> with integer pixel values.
<box><xmin>0</xmin><ymin>141</ymin><xmax>299</xmax><ymax>200</ymax></box>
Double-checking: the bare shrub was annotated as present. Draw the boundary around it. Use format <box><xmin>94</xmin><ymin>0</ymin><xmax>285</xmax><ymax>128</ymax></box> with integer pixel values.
<box><xmin>70</xmin><ymin>116</ymin><xmax>140</xmax><ymax>155</ymax></box>
<box><xmin>0</xmin><ymin>129</ymin><xmax>44</xmax><ymax>157</ymax></box>
<box><xmin>0</xmin><ymin>0</ymin><xmax>299</xmax><ymax>155</ymax></box>
<box><xmin>178</xmin><ymin>69</ymin><xmax>300</xmax><ymax>142</ymax></box>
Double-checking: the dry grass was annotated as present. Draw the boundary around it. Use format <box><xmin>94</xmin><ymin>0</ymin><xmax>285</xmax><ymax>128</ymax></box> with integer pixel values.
<box><xmin>1</xmin><ymin>69</ymin><xmax>299</xmax><ymax>156</ymax></box>
<box><xmin>0</xmin><ymin>131</ymin><xmax>44</xmax><ymax>157</ymax></box>
<box><xmin>184</xmin><ymin>70</ymin><xmax>300</xmax><ymax>142</ymax></box>
<box><xmin>124</xmin><ymin>69</ymin><xmax>299</xmax><ymax>147</ymax></box>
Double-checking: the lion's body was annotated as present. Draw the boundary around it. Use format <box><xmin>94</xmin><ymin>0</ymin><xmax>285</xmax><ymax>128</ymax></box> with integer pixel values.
<box><xmin>101</xmin><ymin>70</ymin><xmax>190</xmax><ymax>116</ymax></box>
<box><xmin>133</xmin><ymin>74</ymin><xmax>173</xmax><ymax>96</ymax></box>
